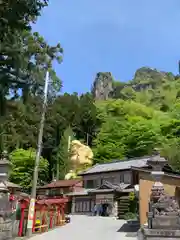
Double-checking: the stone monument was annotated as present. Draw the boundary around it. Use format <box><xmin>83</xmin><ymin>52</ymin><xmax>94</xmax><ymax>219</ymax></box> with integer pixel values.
<box><xmin>139</xmin><ymin>152</ymin><xmax>180</xmax><ymax>239</ymax></box>
<box><xmin>0</xmin><ymin>151</ymin><xmax>13</xmax><ymax>240</ymax></box>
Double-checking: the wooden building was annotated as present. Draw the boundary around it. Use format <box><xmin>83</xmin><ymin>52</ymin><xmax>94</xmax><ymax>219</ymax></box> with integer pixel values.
<box><xmin>37</xmin><ymin>179</ymin><xmax>83</xmax><ymax>197</ymax></box>
<box><xmin>37</xmin><ymin>179</ymin><xmax>83</xmax><ymax>213</ymax></box>
<box><xmin>68</xmin><ymin>157</ymin><xmax>151</xmax><ymax>216</ymax></box>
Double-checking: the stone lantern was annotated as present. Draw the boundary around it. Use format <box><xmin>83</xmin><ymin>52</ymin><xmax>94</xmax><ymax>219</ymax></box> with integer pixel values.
<box><xmin>0</xmin><ymin>151</ymin><xmax>13</xmax><ymax>240</ymax></box>
<box><xmin>147</xmin><ymin>151</ymin><xmax>167</xmax><ymax>176</ymax></box>
<box><xmin>0</xmin><ymin>150</ymin><xmax>11</xmax><ymax>191</ymax></box>
<box><xmin>147</xmin><ymin>151</ymin><xmax>167</xmax><ymax>202</ymax></box>
<box><xmin>138</xmin><ymin>151</ymin><xmax>180</xmax><ymax>239</ymax></box>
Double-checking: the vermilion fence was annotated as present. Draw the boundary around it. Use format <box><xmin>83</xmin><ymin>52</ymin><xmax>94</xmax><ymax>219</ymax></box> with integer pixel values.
<box><xmin>18</xmin><ymin>197</ymin><xmax>68</xmax><ymax>236</ymax></box>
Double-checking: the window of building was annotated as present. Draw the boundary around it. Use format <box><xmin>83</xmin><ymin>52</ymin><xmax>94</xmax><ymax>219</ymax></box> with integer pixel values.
<box><xmin>119</xmin><ymin>173</ymin><xmax>124</xmax><ymax>182</ymax></box>
<box><xmin>86</xmin><ymin>180</ymin><xmax>94</xmax><ymax>188</ymax></box>
<box><xmin>48</xmin><ymin>188</ymin><xmax>63</xmax><ymax>196</ymax></box>
<box><xmin>123</xmin><ymin>172</ymin><xmax>131</xmax><ymax>184</ymax></box>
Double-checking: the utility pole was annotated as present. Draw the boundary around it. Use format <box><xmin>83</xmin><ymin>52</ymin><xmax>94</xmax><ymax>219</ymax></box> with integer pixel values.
<box><xmin>26</xmin><ymin>71</ymin><xmax>49</xmax><ymax>237</ymax></box>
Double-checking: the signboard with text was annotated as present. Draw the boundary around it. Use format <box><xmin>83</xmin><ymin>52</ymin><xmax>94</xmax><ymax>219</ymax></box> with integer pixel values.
<box><xmin>95</xmin><ymin>194</ymin><xmax>113</xmax><ymax>204</ymax></box>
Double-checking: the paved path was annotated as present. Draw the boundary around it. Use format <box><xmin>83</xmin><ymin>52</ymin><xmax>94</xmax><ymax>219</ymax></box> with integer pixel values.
<box><xmin>30</xmin><ymin>215</ymin><xmax>137</xmax><ymax>240</ymax></box>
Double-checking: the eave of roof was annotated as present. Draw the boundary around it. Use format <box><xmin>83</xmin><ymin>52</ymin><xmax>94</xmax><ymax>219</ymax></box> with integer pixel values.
<box><xmin>38</xmin><ymin>179</ymin><xmax>82</xmax><ymax>189</ymax></box>
<box><xmin>88</xmin><ymin>189</ymin><xmax>115</xmax><ymax>193</ymax></box>
<box><xmin>78</xmin><ymin>157</ymin><xmax>150</xmax><ymax>176</ymax></box>
<box><xmin>37</xmin><ymin>198</ymin><xmax>69</xmax><ymax>205</ymax></box>
<box><xmin>78</xmin><ymin>168</ymin><xmax>131</xmax><ymax>176</ymax></box>
<box><xmin>5</xmin><ymin>181</ymin><xmax>21</xmax><ymax>189</ymax></box>
<box><xmin>131</xmin><ymin>166</ymin><xmax>180</xmax><ymax>179</ymax></box>
<box><xmin>79</xmin><ymin>156</ymin><xmax>174</xmax><ymax>176</ymax></box>
<box><xmin>66</xmin><ymin>189</ymin><xmax>90</xmax><ymax>196</ymax></box>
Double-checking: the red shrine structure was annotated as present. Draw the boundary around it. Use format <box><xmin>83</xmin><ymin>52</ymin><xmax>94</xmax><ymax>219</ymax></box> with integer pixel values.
<box><xmin>18</xmin><ymin>196</ymin><xmax>68</xmax><ymax>236</ymax></box>
<box><xmin>0</xmin><ymin>151</ymin><xmax>69</xmax><ymax>237</ymax></box>
<box><xmin>6</xmin><ymin>179</ymin><xmax>79</xmax><ymax>237</ymax></box>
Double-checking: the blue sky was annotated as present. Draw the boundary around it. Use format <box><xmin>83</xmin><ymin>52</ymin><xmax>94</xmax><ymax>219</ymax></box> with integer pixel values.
<box><xmin>33</xmin><ymin>0</ymin><xmax>180</xmax><ymax>94</ymax></box>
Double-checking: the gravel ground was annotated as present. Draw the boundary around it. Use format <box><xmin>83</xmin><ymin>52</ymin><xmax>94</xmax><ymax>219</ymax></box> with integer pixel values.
<box><xmin>29</xmin><ymin>215</ymin><xmax>137</xmax><ymax>240</ymax></box>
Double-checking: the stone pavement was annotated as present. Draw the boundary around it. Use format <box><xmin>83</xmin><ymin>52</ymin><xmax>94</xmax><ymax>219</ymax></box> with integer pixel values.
<box><xmin>30</xmin><ymin>215</ymin><xmax>137</xmax><ymax>240</ymax></box>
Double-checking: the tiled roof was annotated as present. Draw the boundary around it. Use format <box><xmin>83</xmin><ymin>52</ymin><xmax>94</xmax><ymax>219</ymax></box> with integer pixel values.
<box><xmin>38</xmin><ymin>179</ymin><xmax>82</xmax><ymax>189</ymax></box>
<box><xmin>79</xmin><ymin>157</ymin><xmax>150</xmax><ymax>175</ymax></box>
<box><xmin>5</xmin><ymin>181</ymin><xmax>21</xmax><ymax>189</ymax></box>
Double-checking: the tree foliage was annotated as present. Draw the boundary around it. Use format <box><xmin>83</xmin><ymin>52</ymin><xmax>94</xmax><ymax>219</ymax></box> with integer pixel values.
<box><xmin>9</xmin><ymin>148</ymin><xmax>49</xmax><ymax>191</ymax></box>
<box><xmin>3</xmin><ymin>0</ymin><xmax>180</xmax><ymax>186</ymax></box>
<box><xmin>54</xmin><ymin>127</ymin><xmax>75</xmax><ymax>180</ymax></box>
<box><xmin>93</xmin><ymin>100</ymin><xmax>164</xmax><ymax>163</ymax></box>
<box><xmin>91</xmin><ymin>68</ymin><xmax>180</xmax><ymax>171</ymax></box>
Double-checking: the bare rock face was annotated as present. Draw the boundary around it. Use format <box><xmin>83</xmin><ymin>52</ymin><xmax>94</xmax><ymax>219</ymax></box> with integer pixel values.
<box><xmin>64</xmin><ymin>140</ymin><xmax>93</xmax><ymax>179</ymax></box>
<box><xmin>70</xmin><ymin>140</ymin><xmax>93</xmax><ymax>167</ymax></box>
<box><xmin>132</xmin><ymin>67</ymin><xmax>173</xmax><ymax>91</ymax></box>
<box><xmin>91</xmin><ymin>72</ymin><xmax>113</xmax><ymax>100</ymax></box>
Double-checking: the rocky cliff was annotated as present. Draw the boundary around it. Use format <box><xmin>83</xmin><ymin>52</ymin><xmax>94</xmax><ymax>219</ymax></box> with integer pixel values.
<box><xmin>91</xmin><ymin>72</ymin><xmax>113</xmax><ymax>100</ymax></box>
<box><xmin>92</xmin><ymin>68</ymin><xmax>176</xmax><ymax>101</ymax></box>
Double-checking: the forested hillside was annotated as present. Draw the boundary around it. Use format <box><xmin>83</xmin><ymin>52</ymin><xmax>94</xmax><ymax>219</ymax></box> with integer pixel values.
<box><xmin>1</xmin><ymin>1</ymin><xmax>180</xmax><ymax>191</ymax></box>
<box><xmin>93</xmin><ymin>68</ymin><xmax>180</xmax><ymax>171</ymax></box>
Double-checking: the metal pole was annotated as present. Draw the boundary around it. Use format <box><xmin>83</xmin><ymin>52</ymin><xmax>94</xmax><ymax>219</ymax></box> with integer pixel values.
<box><xmin>26</xmin><ymin>71</ymin><xmax>49</xmax><ymax>237</ymax></box>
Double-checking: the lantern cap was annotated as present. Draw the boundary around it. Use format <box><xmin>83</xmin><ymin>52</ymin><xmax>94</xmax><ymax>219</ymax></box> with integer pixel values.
<box><xmin>147</xmin><ymin>149</ymin><xmax>167</xmax><ymax>166</ymax></box>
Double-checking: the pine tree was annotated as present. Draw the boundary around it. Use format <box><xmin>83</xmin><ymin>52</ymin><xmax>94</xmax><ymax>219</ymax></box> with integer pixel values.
<box><xmin>55</xmin><ymin>127</ymin><xmax>75</xmax><ymax>180</ymax></box>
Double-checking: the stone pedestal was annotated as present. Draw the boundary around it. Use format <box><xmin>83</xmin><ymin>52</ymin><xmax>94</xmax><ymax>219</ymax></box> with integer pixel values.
<box><xmin>140</xmin><ymin>227</ymin><xmax>180</xmax><ymax>240</ymax></box>
<box><xmin>152</xmin><ymin>215</ymin><xmax>180</xmax><ymax>229</ymax></box>
<box><xmin>0</xmin><ymin>217</ymin><xmax>12</xmax><ymax>240</ymax></box>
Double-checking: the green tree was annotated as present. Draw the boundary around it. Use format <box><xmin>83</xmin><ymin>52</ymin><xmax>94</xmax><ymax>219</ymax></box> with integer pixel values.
<box><xmin>125</xmin><ymin>119</ymin><xmax>162</xmax><ymax>157</ymax></box>
<box><xmin>93</xmin><ymin>118</ymin><xmax>127</xmax><ymax>163</ymax></box>
<box><xmin>161</xmin><ymin>138</ymin><xmax>180</xmax><ymax>172</ymax></box>
<box><xmin>0</xmin><ymin>0</ymin><xmax>63</xmax><ymax>151</ymax></box>
<box><xmin>9</xmin><ymin>148</ymin><xmax>49</xmax><ymax>192</ymax></box>
<box><xmin>54</xmin><ymin>127</ymin><xmax>75</xmax><ymax>180</ymax></box>
<box><xmin>74</xmin><ymin>93</ymin><xmax>99</xmax><ymax>146</ymax></box>
<box><xmin>93</xmin><ymin>99</ymin><xmax>165</xmax><ymax>163</ymax></box>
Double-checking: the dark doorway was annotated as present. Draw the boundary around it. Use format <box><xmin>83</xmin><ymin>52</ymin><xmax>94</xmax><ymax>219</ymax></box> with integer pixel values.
<box><xmin>102</xmin><ymin>203</ymin><xmax>110</xmax><ymax>216</ymax></box>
